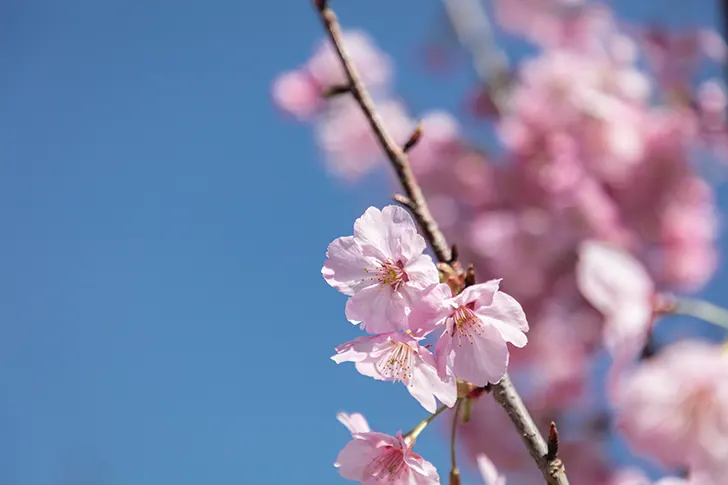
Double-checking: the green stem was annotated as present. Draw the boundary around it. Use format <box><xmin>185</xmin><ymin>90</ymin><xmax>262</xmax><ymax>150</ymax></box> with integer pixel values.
<box><xmin>672</xmin><ymin>297</ymin><xmax>728</xmax><ymax>331</ymax></box>
<box><xmin>450</xmin><ymin>399</ymin><xmax>464</xmax><ymax>471</ymax></box>
<box><xmin>404</xmin><ymin>404</ymin><xmax>449</xmax><ymax>442</ymax></box>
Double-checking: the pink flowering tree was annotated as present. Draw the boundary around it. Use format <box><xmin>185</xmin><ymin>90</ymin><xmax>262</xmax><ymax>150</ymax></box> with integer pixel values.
<box><xmin>273</xmin><ymin>1</ymin><xmax>728</xmax><ymax>484</ymax></box>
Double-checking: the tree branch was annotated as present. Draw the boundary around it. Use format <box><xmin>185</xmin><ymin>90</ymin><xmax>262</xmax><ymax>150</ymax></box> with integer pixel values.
<box><xmin>316</xmin><ymin>6</ymin><xmax>452</xmax><ymax>264</ymax></box>
<box><xmin>313</xmin><ymin>3</ymin><xmax>569</xmax><ymax>484</ymax></box>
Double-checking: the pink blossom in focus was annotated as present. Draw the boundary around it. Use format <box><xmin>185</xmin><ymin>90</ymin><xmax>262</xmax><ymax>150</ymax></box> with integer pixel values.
<box><xmin>337</xmin><ymin>412</ymin><xmax>371</xmax><ymax>435</ymax></box>
<box><xmin>576</xmin><ymin>240</ymin><xmax>654</xmax><ymax>365</ymax></box>
<box><xmin>335</xmin><ymin>430</ymin><xmax>440</xmax><ymax>485</ymax></box>
<box><xmin>414</xmin><ymin>280</ymin><xmax>529</xmax><ymax>386</ymax></box>
<box><xmin>332</xmin><ymin>331</ymin><xmax>457</xmax><ymax>413</ymax></box>
<box><xmin>476</xmin><ymin>454</ymin><xmax>506</xmax><ymax>485</ymax></box>
<box><xmin>322</xmin><ymin>205</ymin><xmax>439</xmax><ymax>333</ymax></box>
<box><xmin>616</xmin><ymin>341</ymin><xmax>728</xmax><ymax>475</ymax></box>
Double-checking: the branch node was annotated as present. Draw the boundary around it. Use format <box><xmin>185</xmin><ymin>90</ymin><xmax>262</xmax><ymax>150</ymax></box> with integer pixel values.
<box><xmin>313</xmin><ymin>0</ymin><xmax>328</xmax><ymax>12</ymax></box>
<box><xmin>464</xmin><ymin>264</ymin><xmax>476</xmax><ymax>288</ymax></box>
<box><xmin>322</xmin><ymin>84</ymin><xmax>351</xmax><ymax>98</ymax></box>
<box><xmin>402</xmin><ymin>123</ymin><xmax>423</xmax><ymax>153</ymax></box>
<box><xmin>393</xmin><ymin>193</ymin><xmax>414</xmax><ymax>209</ymax></box>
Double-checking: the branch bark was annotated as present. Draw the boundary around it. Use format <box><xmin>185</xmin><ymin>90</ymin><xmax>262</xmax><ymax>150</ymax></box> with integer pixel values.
<box><xmin>313</xmin><ymin>4</ymin><xmax>569</xmax><ymax>484</ymax></box>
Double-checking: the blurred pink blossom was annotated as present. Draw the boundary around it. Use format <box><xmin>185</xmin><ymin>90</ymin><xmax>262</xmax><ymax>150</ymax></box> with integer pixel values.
<box><xmin>316</xmin><ymin>98</ymin><xmax>415</xmax><ymax>180</ymax></box>
<box><xmin>616</xmin><ymin>340</ymin><xmax>728</xmax><ymax>476</ymax></box>
<box><xmin>576</xmin><ymin>241</ymin><xmax>655</xmax><ymax>367</ymax></box>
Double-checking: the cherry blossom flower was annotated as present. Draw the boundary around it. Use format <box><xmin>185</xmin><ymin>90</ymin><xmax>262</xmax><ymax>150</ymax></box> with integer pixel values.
<box><xmin>615</xmin><ymin>340</ymin><xmax>728</xmax><ymax>475</ymax></box>
<box><xmin>322</xmin><ymin>205</ymin><xmax>440</xmax><ymax>334</ymax></box>
<box><xmin>413</xmin><ymin>280</ymin><xmax>528</xmax><ymax>386</ymax></box>
<box><xmin>336</xmin><ymin>429</ymin><xmax>440</xmax><ymax>485</ymax></box>
<box><xmin>332</xmin><ymin>331</ymin><xmax>457</xmax><ymax>413</ymax></box>
<box><xmin>576</xmin><ymin>241</ymin><xmax>654</xmax><ymax>366</ymax></box>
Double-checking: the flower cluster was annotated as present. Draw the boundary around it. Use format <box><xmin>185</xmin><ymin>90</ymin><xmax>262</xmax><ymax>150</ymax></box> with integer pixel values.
<box><xmin>275</xmin><ymin>0</ymin><xmax>728</xmax><ymax>483</ymax></box>
<box><xmin>323</xmin><ymin>206</ymin><xmax>528</xmax><ymax>483</ymax></box>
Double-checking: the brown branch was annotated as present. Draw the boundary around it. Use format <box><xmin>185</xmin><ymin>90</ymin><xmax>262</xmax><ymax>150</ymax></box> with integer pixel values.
<box><xmin>313</xmin><ymin>3</ymin><xmax>569</xmax><ymax>484</ymax></box>
<box><xmin>316</xmin><ymin>6</ymin><xmax>452</xmax><ymax>264</ymax></box>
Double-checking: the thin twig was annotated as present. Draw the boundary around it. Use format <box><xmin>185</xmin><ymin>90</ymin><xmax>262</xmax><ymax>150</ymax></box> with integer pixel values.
<box><xmin>316</xmin><ymin>7</ymin><xmax>452</xmax><ymax>264</ymax></box>
<box><xmin>491</xmin><ymin>378</ymin><xmax>568</xmax><ymax>484</ymax></box>
<box><xmin>313</xmin><ymin>4</ymin><xmax>570</xmax><ymax>484</ymax></box>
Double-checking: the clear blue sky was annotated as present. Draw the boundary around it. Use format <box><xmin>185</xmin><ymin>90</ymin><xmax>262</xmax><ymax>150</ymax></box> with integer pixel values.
<box><xmin>0</xmin><ymin>1</ymin><xmax>725</xmax><ymax>484</ymax></box>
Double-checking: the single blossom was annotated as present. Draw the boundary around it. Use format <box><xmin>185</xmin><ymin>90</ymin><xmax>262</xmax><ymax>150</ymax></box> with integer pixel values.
<box><xmin>336</xmin><ymin>429</ymin><xmax>440</xmax><ymax>485</ymax></box>
<box><xmin>332</xmin><ymin>331</ymin><xmax>457</xmax><ymax>413</ymax></box>
<box><xmin>322</xmin><ymin>205</ymin><xmax>440</xmax><ymax>333</ymax></box>
<box><xmin>616</xmin><ymin>340</ymin><xmax>728</xmax><ymax>475</ymax></box>
<box><xmin>576</xmin><ymin>241</ymin><xmax>654</xmax><ymax>366</ymax></box>
<box><xmin>477</xmin><ymin>454</ymin><xmax>507</xmax><ymax>485</ymax></box>
<box><xmin>413</xmin><ymin>280</ymin><xmax>528</xmax><ymax>387</ymax></box>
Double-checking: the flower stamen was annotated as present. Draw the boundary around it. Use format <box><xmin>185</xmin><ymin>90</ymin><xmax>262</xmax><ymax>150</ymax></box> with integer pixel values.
<box><xmin>449</xmin><ymin>304</ymin><xmax>484</xmax><ymax>346</ymax></box>
<box><xmin>376</xmin><ymin>341</ymin><xmax>414</xmax><ymax>383</ymax></box>
<box><xmin>366</xmin><ymin>446</ymin><xmax>407</xmax><ymax>482</ymax></box>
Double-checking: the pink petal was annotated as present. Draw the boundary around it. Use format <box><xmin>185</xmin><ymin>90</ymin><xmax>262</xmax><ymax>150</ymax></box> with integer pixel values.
<box><xmin>345</xmin><ymin>285</ymin><xmax>409</xmax><ymax>333</ymax></box>
<box><xmin>403</xmin><ymin>254</ymin><xmax>439</xmax><ymax>289</ymax></box>
<box><xmin>407</xmin><ymin>347</ymin><xmax>457</xmax><ymax>412</ymax></box>
<box><xmin>474</xmin><ymin>292</ymin><xmax>529</xmax><ymax>348</ymax></box>
<box><xmin>409</xmin><ymin>283</ymin><xmax>453</xmax><ymax>332</ymax></box>
<box><xmin>337</xmin><ymin>412</ymin><xmax>371</xmax><ymax>435</ymax></box>
<box><xmin>449</xmin><ymin>323</ymin><xmax>510</xmax><ymax>386</ymax></box>
<box><xmin>454</xmin><ymin>279</ymin><xmax>502</xmax><ymax>308</ymax></box>
<box><xmin>354</xmin><ymin>206</ymin><xmax>420</xmax><ymax>261</ymax></box>
<box><xmin>335</xmin><ymin>438</ymin><xmax>378</xmax><ymax>479</ymax></box>
<box><xmin>322</xmin><ymin>236</ymin><xmax>379</xmax><ymax>296</ymax></box>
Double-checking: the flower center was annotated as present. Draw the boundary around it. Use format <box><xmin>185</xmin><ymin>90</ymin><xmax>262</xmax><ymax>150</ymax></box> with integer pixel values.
<box><xmin>376</xmin><ymin>341</ymin><xmax>414</xmax><ymax>383</ymax></box>
<box><xmin>449</xmin><ymin>303</ymin><xmax>484</xmax><ymax>344</ymax></box>
<box><xmin>369</xmin><ymin>259</ymin><xmax>409</xmax><ymax>291</ymax></box>
<box><xmin>366</xmin><ymin>446</ymin><xmax>407</xmax><ymax>482</ymax></box>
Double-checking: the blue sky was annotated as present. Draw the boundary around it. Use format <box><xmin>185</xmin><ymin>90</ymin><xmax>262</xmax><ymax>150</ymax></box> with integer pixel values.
<box><xmin>0</xmin><ymin>1</ymin><xmax>725</xmax><ymax>484</ymax></box>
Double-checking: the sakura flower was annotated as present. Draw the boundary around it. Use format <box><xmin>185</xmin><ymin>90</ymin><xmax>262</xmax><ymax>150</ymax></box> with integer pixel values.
<box><xmin>414</xmin><ymin>280</ymin><xmax>528</xmax><ymax>386</ymax></box>
<box><xmin>322</xmin><ymin>205</ymin><xmax>440</xmax><ymax>333</ymax></box>
<box><xmin>576</xmin><ymin>241</ymin><xmax>654</xmax><ymax>366</ymax></box>
<box><xmin>615</xmin><ymin>340</ymin><xmax>728</xmax><ymax>473</ymax></box>
<box><xmin>477</xmin><ymin>454</ymin><xmax>507</xmax><ymax>485</ymax></box>
<box><xmin>337</xmin><ymin>412</ymin><xmax>371</xmax><ymax>435</ymax></box>
<box><xmin>332</xmin><ymin>332</ymin><xmax>457</xmax><ymax>413</ymax></box>
<box><xmin>335</xmin><ymin>430</ymin><xmax>440</xmax><ymax>485</ymax></box>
